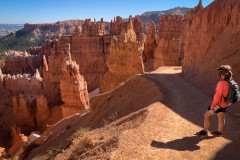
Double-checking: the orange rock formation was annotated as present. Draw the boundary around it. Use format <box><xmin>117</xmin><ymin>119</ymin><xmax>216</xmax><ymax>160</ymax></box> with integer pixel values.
<box><xmin>0</xmin><ymin>15</ymin><xmax>145</xmax><ymax>157</ymax></box>
<box><xmin>21</xmin><ymin>20</ymin><xmax>83</xmax><ymax>36</ymax></box>
<box><xmin>12</xmin><ymin>95</ymin><xmax>36</xmax><ymax>134</ymax></box>
<box><xmin>0</xmin><ymin>69</ymin><xmax>43</xmax><ymax>95</ymax></box>
<box><xmin>143</xmin><ymin>1</ymin><xmax>203</xmax><ymax>71</ymax></box>
<box><xmin>41</xmin><ymin>16</ymin><xmax>144</xmax><ymax>96</ymax></box>
<box><xmin>41</xmin><ymin>22</ymin><xmax>107</xmax><ymax>94</ymax></box>
<box><xmin>144</xmin><ymin>21</ymin><xmax>157</xmax><ymax>60</ymax></box>
<box><xmin>60</xmin><ymin>43</ymin><xmax>89</xmax><ymax>109</ymax></box>
<box><xmin>8</xmin><ymin>125</ymin><xmax>28</xmax><ymax>157</ymax></box>
<box><xmin>82</xmin><ymin>18</ymin><xmax>105</xmax><ymax>35</ymax></box>
<box><xmin>183</xmin><ymin>0</ymin><xmax>240</xmax><ymax>93</ymax></box>
<box><xmin>1</xmin><ymin>51</ymin><xmax>42</xmax><ymax>75</ymax></box>
<box><xmin>153</xmin><ymin>15</ymin><xmax>185</xmax><ymax>69</ymax></box>
<box><xmin>35</xmin><ymin>95</ymin><xmax>50</xmax><ymax>131</ymax></box>
<box><xmin>44</xmin><ymin>43</ymin><xmax>90</xmax><ymax>125</ymax></box>
<box><xmin>100</xmin><ymin>16</ymin><xmax>144</xmax><ymax>92</ymax></box>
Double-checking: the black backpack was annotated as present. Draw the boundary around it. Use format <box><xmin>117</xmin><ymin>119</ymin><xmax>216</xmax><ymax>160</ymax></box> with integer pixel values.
<box><xmin>224</xmin><ymin>79</ymin><xmax>240</xmax><ymax>104</ymax></box>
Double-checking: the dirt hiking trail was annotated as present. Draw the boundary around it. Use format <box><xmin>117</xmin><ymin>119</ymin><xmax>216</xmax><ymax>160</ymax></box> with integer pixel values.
<box><xmin>109</xmin><ymin>66</ymin><xmax>240</xmax><ymax>160</ymax></box>
<box><xmin>22</xmin><ymin>66</ymin><xmax>240</xmax><ymax>160</ymax></box>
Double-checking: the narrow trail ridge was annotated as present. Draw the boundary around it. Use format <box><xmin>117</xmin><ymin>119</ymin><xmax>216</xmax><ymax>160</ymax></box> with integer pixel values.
<box><xmin>21</xmin><ymin>66</ymin><xmax>240</xmax><ymax>160</ymax></box>
<box><xmin>111</xmin><ymin>66</ymin><xmax>240</xmax><ymax>160</ymax></box>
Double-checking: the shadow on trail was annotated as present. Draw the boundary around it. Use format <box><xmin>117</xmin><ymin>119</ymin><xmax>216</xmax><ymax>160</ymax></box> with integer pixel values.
<box><xmin>144</xmin><ymin>73</ymin><xmax>210</xmax><ymax>128</ymax></box>
<box><xmin>22</xmin><ymin>75</ymin><xmax>165</xmax><ymax>159</ymax></box>
<box><xmin>144</xmin><ymin>72</ymin><xmax>240</xmax><ymax>159</ymax></box>
<box><xmin>151</xmin><ymin>136</ymin><xmax>215</xmax><ymax>151</ymax></box>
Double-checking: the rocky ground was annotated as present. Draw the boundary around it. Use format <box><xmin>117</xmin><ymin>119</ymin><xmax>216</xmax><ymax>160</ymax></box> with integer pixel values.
<box><xmin>16</xmin><ymin>66</ymin><xmax>240</xmax><ymax>160</ymax></box>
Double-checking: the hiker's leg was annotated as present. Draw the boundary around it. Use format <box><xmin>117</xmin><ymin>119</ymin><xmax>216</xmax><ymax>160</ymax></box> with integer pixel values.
<box><xmin>204</xmin><ymin>111</ymin><xmax>210</xmax><ymax>131</ymax></box>
<box><xmin>204</xmin><ymin>110</ymin><xmax>213</xmax><ymax>131</ymax></box>
<box><xmin>217</xmin><ymin>112</ymin><xmax>225</xmax><ymax>132</ymax></box>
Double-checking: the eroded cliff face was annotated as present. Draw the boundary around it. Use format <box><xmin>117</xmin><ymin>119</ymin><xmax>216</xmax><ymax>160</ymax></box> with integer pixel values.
<box><xmin>60</xmin><ymin>43</ymin><xmax>89</xmax><ymax>109</ymax></box>
<box><xmin>100</xmin><ymin>17</ymin><xmax>144</xmax><ymax>92</ymax></box>
<box><xmin>0</xmin><ymin>20</ymin><xmax>84</xmax><ymax>52</ymax></box>
<box><xmin>8</xmin><ymin>125</ymin><xmax>28</xmax><ymax>157</ymax></box>
<box><xmin>42</xmin><ymin>16</ymin><xmax>144</xmax><ymax>96</ymax></box>
<box><xmin>153</xmin><ymin>15</ymin><xmax>184</xmax><ymax>69</ymax></box>
<box><xmin>0</xmin><ymin>69</ymin><xmax>43</xmax><ymax>95</ymax></box>
<box><xmin>12</xmin><ymin>95</ymin><xmax>36</xmax><ymax>134</ymax></box>
<box><xmin>0</xmin><ymin>44</ymin><xmax>91</xmax><ymax>156</ymax></box>
<box><xmin>183</xmin><ymin>0</ymin><xmax>240</xmax><ymax>93</ymax></box>
<box><xmin>143</xmin><ymin>14</ymin><xmax>188</xmax><ymax>71</ymax></box>
<box><xmin>1</xmin><ymin>51</ymin><xmax>42</xmax><ymax>75</ymax></box>
<box><xmin>45</xmin><ymin>43</ymin><xmax>90</xmax><ymax>125</ymax></box>
<box><xmin>41</xmin><ymin>22</ymin><xmax>108</xmax><ymax>94</ymax></box>
<box><xmin>143</xmin><ymin>1</ymin><xmax>203</xmax><ymax>71</ymax></box>
<box><xmin>35</xmin><ymin>95</ymin><xmax>50</xmax><ymax>131</ymax></box>
<box><xmin>144</xmin><ymin>21</ymin><xmax>157</xmax><ymax>60</ymax></box>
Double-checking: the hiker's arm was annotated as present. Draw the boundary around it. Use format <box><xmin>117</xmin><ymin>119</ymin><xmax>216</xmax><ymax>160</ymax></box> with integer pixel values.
<box><xmin>210</xmin><ymin>82</ymin><xmax>224</xmax><ymax>109</ymax></box>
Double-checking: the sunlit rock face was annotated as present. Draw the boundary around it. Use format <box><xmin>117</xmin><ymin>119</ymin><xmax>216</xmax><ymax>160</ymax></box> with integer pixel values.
<box><xmin>100</xmin><ymin>16</ymin><xmax>144</xmax><ymax>92</ymax></box>
<box><xmin>183</xmin><ymin>0</ymin><xmax>240</xmax><ymax>93</ymax></box>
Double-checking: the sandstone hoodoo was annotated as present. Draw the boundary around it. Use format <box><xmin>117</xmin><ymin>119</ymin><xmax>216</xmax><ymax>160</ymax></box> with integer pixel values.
<box><xmin>41</xmin><ymin>15</ymin><xmax>145</xmax><ymax>94</ymax></box>
<box><xmin>133</xmin><ymin>15</ymin><xmax>144</xmax><ymax>42</ymax></box>
<box><xmin>100</xmin><ymin>16</ymin><xmax>144</xmax><ymax>92</ymax></box>
<box><xmin>143</xmin><ymin>1</ymin><xmax>203</xmax><ymax>71</ymax></box>
<box><xmin>45</xmin><ymin>43</ymin><xmax>90</xmax><ymax>125</ymax></box>
<box><xmin>60</xmin><ymin>43</ymin><xmax>89</xmax><ymax>111</ymax></box>
<box><xmin>0</xmin><ymin>44</ymin><xmax>89</xmax><ymax>156</ymax></box>
<box><xmin>82</xmin><ymin>18</ymin><xmax>105</xmax><ymax>36</ymax></box>
<box><xmin>144</xmin><ymin>21</ymin><xmax>157</xmax><ymax>61</ymax></box>
<box><xmin>0</xmin><ymin>45</ymin><xmax>91</xmax><ymax>156</ymax></box>
<box><xmin>41</xmin><ymin>19</ymin><xmax>108</xmax><ymax>93</ymax></box>
<box><xmin>152</xmin><ymin>15</ymin><xmax>185</xmax><ymax>69</ymax></box>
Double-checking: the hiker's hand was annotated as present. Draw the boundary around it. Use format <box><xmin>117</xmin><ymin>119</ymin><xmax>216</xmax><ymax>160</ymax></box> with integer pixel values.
<box><xmin>208</xmin><ymin>109</ymin><xmax>214</xmax><ymax>115</ymax></box>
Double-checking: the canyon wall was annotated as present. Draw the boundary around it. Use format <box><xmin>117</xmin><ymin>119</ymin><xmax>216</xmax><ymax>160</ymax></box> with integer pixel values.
<box><xmin>0</xmin><ymin>15</ymin><xmax>145</xmax><ymax>156</ymax></box>
<box><xmin>3</xmin><ymin>44</ymin><xmax>90</xmax><ymax>135</ymax></box>
<box><xmin>0</xmin><ymin>44</ymin><xmax>90</xmax><ymax>156</ymax></box>
<box><xmin>144</xmin><ymin>1</ymin><xmax>203</xmax><ymax>71</ymax></box>
<box><xmin>0</xmin><ymin>20</ymin><xmax>84</xmax><ymax>52</ymax></box>
<box><xmin>19</xmin><ymin>20</ymin><xmax>84</xmax><ymax>36</ymax></box>
<box><xmin>41</xmin><ymin>20</ymin><xmax>108</xmax><ymax>94</ymax></box>
<box><xmin>183</xmin><ymin>0</ymin><xmax>240</xmax><ymax>93</ymax></box>
<box><xmin>12</xmin><ymin>95</ymin><xmax>37</xmax><ymax>134</ymax></box>
<box><xmin>42</xmin><ymin>15</ymin><xmax>144</xmax><ymax>96</ymax></box>
<box><xmin>152</xmin><ymin>15</ymin><xmax>184</xmax><ymax>69</ymax></box>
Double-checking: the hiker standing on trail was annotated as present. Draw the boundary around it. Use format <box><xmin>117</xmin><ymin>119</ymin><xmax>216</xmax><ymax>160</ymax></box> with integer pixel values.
<box><xmin>196</xmin><ymin>65</ymin><xmax>233</xmax><ymax>137</ymax></box>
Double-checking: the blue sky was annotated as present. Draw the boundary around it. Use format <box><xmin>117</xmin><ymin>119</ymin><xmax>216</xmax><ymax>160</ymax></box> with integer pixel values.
<box><xmin>0</xmin><ymin>0</ymin><xmax>213</xmax><ymax>24</ymax></box>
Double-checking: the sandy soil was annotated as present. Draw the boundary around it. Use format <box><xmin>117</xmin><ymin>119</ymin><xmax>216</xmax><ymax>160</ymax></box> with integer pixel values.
<box><xmin>108</xmin><ymin>66</ymin><xmax>240</xmax><ymax>160</ymax></box>
<box><xmin>19</xmin><ymin>66</ymin><xmax>240</xmax><ymax>160</ymax></box>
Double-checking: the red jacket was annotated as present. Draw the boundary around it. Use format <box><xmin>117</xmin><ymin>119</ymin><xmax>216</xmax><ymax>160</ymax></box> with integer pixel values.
<box><xmin>210</xmin><ymin>80</ymin><xmax>230</xmax><ymax>109</ymax></box>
